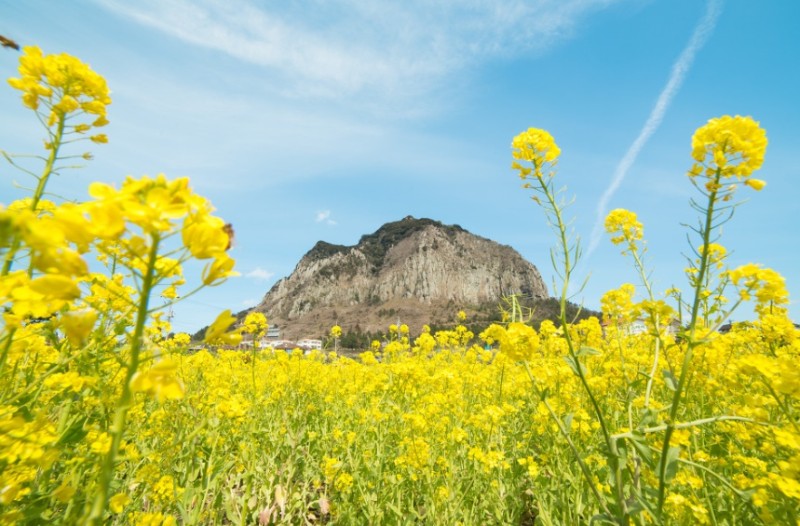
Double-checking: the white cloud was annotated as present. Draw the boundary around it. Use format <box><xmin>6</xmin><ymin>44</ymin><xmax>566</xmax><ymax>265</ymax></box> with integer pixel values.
<box><xmin>94</xmin><ymin>0</ymin><xmax>626</xmax><ymax>103</ymax></box>
<box><xmin>315</xmin><ymin>210</ymin><xmax>337</xmax><ymax>226</ymax></box>
<box><xmin>78</xmin><ymin>0</ymin><xmax>635</xmax><ymax>193</ymax></box>
<box><xmin>245</xmin><ymin>267</ymin><xmax>275</xmax><ymax>281</ymax></box>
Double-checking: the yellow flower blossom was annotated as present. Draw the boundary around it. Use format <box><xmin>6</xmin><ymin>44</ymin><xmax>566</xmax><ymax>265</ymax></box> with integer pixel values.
<box><xmin>109</xmin><ymin>492</ymin><xmax>131</xmax><ymax>513</ymax></box>
<box><xmin>512</xmin><ymin>128</ymin><xmax>561</xmax><ymax>166</ymax></box>
<box><xmin>87</xmin><ymin>430</ymin><xmax>112</xmax><ymax>455</ymax></box>
<box><xmin>43</xmin><ymin>372</ymin><xmax>96</xmax><ymax>393</ymax></box>
<box><xmin>51</xmin><ymin>483</ymin><xmax>76</xmax><ymax>503</ymax></box>
<box><xmin>181</xmin><ymin>212</ymin><xmax>229</xmax><ymax>259</ymax></box>
<box><xmin>689</xmin><ymin>115</ymin><xmax>767</xmax><ymax>180</ymax></box>
<box><xmin>744</xmin><ymin>178</ymin><xmax>767</xmax><ymax>191</ymax></box>
<box><xmin>242</xmin><ymin>312</ymin><xmax>268</xmax><ymax>338</ymax></box>
<box><xmin>480</xmin><ymin>322</ymin><xmax>540</xmax><ymax>361</ymax></box>
<box><xmin>129</xmin><ymin>512</ymin><xmax>177</xmax><ymax>526</ymax></box>
<box><xmin>204</xmin><ymin>309</ymin><xmax>242</xmax><ymax>346</ymax></box>
<box><xmin>60</xmin><ymin>309</ymin><xmax>98</xmax><ymax>346</ymax></box>
<box><xmin>130</xmin><ymin>359</ymin><xmax>185</xmax><ymax>402</ymax></box>
<box><xmin>700</xmin><ymin>242</ymin><xmax>727</xmax><ymax>269</ymax></box>
<box><xmin>1</xmin><ymin>52</ymin><xmax>796</xmax><ymax>525</ymax></box>
<box><xmin>600</xmin><ymin>283</ymin><xmax>637</xmax><ymax>323</ymax></box>
<box><xmin>8</xmin><ymin>46</ymin><xmax>111</xmax><ymax>130</ymax></box>
<box><xmin>725</xmin><ymin>263</ymin><xmax>789</xmax><ymax>307</ymax></box>
<box><xmin>604</xmin><ymin>208</ymin><xmax>643</xmax><ymax>246</ymax></box>
<box><xmin>202</xmin><ymin>253</ymin><xmax>238</xmax><ymax>286</ymax></box>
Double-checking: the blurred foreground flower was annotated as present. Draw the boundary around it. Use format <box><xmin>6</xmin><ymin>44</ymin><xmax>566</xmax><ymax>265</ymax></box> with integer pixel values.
<box><xmin>130</xmin><ymin>359</ymin><xmax>184</xmax><ymax>402</ymax></box>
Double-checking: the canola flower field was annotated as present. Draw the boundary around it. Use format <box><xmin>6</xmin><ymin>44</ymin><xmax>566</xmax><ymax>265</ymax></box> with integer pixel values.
<box><xmin>1</xmin><ymin>47</ymin><xmax>799</xmax><ymax>526</ymax></box>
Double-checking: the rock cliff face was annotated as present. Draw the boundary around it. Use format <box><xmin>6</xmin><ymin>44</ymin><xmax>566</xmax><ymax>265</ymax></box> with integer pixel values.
<box><xmin>254</xmin><ymin>217</ymin><xmax>547</xmax><ymax>339</ymax></box>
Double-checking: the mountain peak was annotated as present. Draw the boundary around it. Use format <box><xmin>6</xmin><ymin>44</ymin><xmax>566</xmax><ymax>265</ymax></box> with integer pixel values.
<box><xmin>256</xmin><ymin>217</ymin><xmax>547</xmax><ymax>339</ymax></box>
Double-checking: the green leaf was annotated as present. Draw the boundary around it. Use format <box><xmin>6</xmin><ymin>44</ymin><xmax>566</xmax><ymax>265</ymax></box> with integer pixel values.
<box><xmin>56</xmin><ymin>416</ymin><xmax>88</xmax><ymax>446</ymax></box>
<box><xmin>662</xmin><ymin>370</ymin><xmax>678</xmax><ymax>391</ymax></box>
<box><xmin>629</xmin><ymin>430</ymin><xmax>653</xmax><ymax>466</ymax></box>
<box><xmin>615</xmin><ymin>437</ymin><xmax>628</xmax><ymax>465</ymax></box>
<box><xmin>186</xmin><ymin>466</ymin><xmax>202</xmax><ymax>483</ymax></box>
<box><xmin>663</xmin><ymin>446</ymin><xmax>681</xmax><ymax>482</ymax></box>
<box><xmin>627</xmin><ymin>376</ymin><xmax>645</xmax><ymax>391</ymax></box>
<box><xmin>590</xmin><ymin>513</ymin><xmax>619</xmax><ymax>525</ymax></box>
<box><xmin>630</xmin><ymin>491</ymin><xmax>659</xmax><ymax>522</ymax></box>
<box><xmin>563</xmin><ymin>413</ymin><xmax>574</xmax><ymax>435</ymax></box>
<box><xmin>388</xmin><ymin>503</ymin><xmax>405</xmax><ymax>518</ymax></box>
<box><xmin>577</xmin><ymin>346</ymin><xmax>602</xmax><ymax>357</ymax></box>
<box><xmin>564</xmin><ymin>355</ymin><xmax>587</xmax><ymax>376</ymax></box>
<box><xmin>638</xmin><ymin>408</ymin><xmax>659</xmax><ymax>428</ymax></box>
<box><xmin>224</xmin><ymin>502</ymin><xmax>239</xmax><ymax>524</ymax></box>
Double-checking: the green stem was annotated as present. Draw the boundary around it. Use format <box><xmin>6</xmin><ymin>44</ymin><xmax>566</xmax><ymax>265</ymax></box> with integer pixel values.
<box><xmin>497</xmin><ymin>362</ymin><xmax>505</xmax><ymax>402</ymax></box>
<box><xmin>0</xmin><ymin>332</ymin><xmax>13</xmax><ymax>376</ymax></box>
<box><xmin>676</xmin><ymin>456</ymin><xmax>763</xmax><ymax>519</ymax></box>
<box><xmin>1</xmin><ymin>115</ymin><xmax>66</xmax><ymax>276</ymax></box>
<box><xmin>612</xmin><ymin>415</ymin><xmax>757</xmax><ymax>440</ymax></box>
<box><xmin>536</xmin><ymin>172</ymin><xmax>626</xmax><ymax>521</ymax></box>
<box><xmin>0</xmin><ymin>118</ymin><xmax>67</xmax><ymax>373</ymax></box>
<box><xmin>538</xmin><ymin>174</ymin><xmax>613</xmax><ymax>449</ymax></box>
<box><xmin>251</xmin><ymin>342</ymin><xmax>258</xmax><ymax>394</ymax></box>
<box><xmin>240</xmin><ymin>475</ymin><xmax>253</xmax><ymax>526</ymax></box>
<box><xmin>628</xmin><ymin>245</ymin><xmax>663</xmax><ymax>410</ymax></box>
<box><xmin>523</xmin><ymin>364</ymin><xmax>612</xmax><ymax>518</ymax></box>
<box><xmin>85</xmin><ymin>234</ymin><xmax>161</xmax><ymax>525</ymax></box>
<box><xmin>656</xmin><ymin>169</ymin><xmax>721</xmax><ymax>515</ymax></box>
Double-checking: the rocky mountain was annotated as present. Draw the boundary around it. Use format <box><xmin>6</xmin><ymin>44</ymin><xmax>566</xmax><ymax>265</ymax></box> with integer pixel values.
<box><xmin>252</xmin><ymin>216</ymin><xmax>548</xmax><ymax>340</ymax></box>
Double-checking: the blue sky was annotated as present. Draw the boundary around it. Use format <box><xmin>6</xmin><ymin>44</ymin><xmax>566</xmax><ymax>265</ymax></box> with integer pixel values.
<box><xmin>2</xmin><ymin>0</ymin><xmax>798</xmax><ymax>335</ymax></box>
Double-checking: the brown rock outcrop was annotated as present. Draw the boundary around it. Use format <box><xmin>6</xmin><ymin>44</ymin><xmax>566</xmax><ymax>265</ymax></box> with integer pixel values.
<box><xmin>254</xmin><ymin>216</ymin><xmax>547</xmax><ymax>339</ymax></box>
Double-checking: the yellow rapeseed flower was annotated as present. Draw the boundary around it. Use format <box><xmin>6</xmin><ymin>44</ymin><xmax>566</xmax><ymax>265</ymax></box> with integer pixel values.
<box><xmin>604</xmin><ymin>208</ymin><xmax>643</xmax><ymax>246</ymax></box>
<box><xmin>744</xmin><ymin>178</ymin><xmax>767</xmax><ymax>191</ymax></box>
<box><xmin>28</xmin><ymin>274</ymin><xmax>81</xmax><ymax>300</ymax></box>
<box><xmin>87</xmin><ymin>430</ymin><xmax>112</xmax><ymax>455</ymax></box>
<box><xmin>8</xmin><ymin>46</ymin><xmax>111</xmax><ymax>130</ymax></box>
<box><xmin>480</xmin><ymin>322</ymin><xmax>540</xmax><ymax>361</ymax></box>
<box><xmin>600</xmin><ymin>283</ymin><xmax>637</xmax><ymax>323</ymax></box>
<box><xmin>181</xmin><ymin>212</ymin><xmax>229</xmax><ymax>259</ymax></box>
<box><xmin>60</xmin><ymin>309</ymin><xmax>98</xmax><ymax>346</ymax></box>
<box><xmin>725</xmin><ymin>264</ymin><xmax>789</xmax><ymax>307</ymax></box>
<box><xmin>130</xmin><ymin>359</ymin><xmax>185</xmax><ymax>402</ymax></box>
<box><xmin>512</xmin><ymin>128</ymin><xmax>561</xmax><ymax>166</ymax></box>
<box><xmin>700</xmin><ymin>242</ymin><xmax>727</xmax><ymax>269</ymax></box>
<box><xmin>202</xmin><ymin>253</ymin><xmax>237</xmax><ymax>286</ymax></box>
<box><xmin>109</xmin><ymin>492</ymin><xmax>131</xmax><ymax>513</ymax></box>
<box><xmin>51</xmin><ymin>483</ymin><xmax>76</xmax><ymax>503</ymax></box>
<box><xmin>689</xmin><ymin>115</ymin><xmax>767</xmax><ymax>180</ymax></box>
<box><xmin>243</xmin><ymin>312</ymin><xmax>268</xmax><ymax>338</ymax></box>
<box><xmin>204</xmin><ymin>309</ymin><xmax>242</xmax><ymax>346</ymax></box>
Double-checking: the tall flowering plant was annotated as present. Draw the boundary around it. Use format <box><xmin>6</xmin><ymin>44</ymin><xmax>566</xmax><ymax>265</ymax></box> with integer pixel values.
<box><xmin>509</xmin><ymin>116</ymin><xmax>796</xmax><ymax>524</ymax></box>
<box><xmin>1</xmin><ymin>46</ymin><xmax>239</xmax><ymax>524</ymax></box>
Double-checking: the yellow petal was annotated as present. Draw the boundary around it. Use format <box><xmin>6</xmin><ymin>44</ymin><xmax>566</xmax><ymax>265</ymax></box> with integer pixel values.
<box><xmin>744</xmin><ymin>178</ymin><xmax>767</xmax><ymax>191</ymax></box>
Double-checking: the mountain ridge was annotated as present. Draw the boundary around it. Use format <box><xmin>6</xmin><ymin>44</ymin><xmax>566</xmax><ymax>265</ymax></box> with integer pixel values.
<box><xmin>253</xmin><ymin>216</ymin><xmax>549</xmax><ymax>340</ymax></box>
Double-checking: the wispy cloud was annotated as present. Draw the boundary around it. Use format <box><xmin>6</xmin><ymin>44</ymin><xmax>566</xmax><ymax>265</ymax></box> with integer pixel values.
<box><xmin>586</xmin><ymin>0</ymin><xmax>723</xmax><ymax>257</ymax></box>
<box><xmin>245</xmin><ymin>267</ymin><xmax>274</xmax><ymax>281</ymax></box>
<box><xmin>315</xmin><ymin>210</ymin><xmax>337</xmax><ymax>226</ymax></box>
<box><xmin>94</xmin><ymin>0</ymin><xmax>626</xmax><ymax>103</ymax></box>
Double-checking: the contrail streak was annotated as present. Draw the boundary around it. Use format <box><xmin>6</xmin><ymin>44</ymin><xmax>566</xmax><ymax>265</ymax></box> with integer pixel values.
<box><xmin>586</xmin><ymin>0</ymin><xmax>723</xmax><ymax>257</ymax></box>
